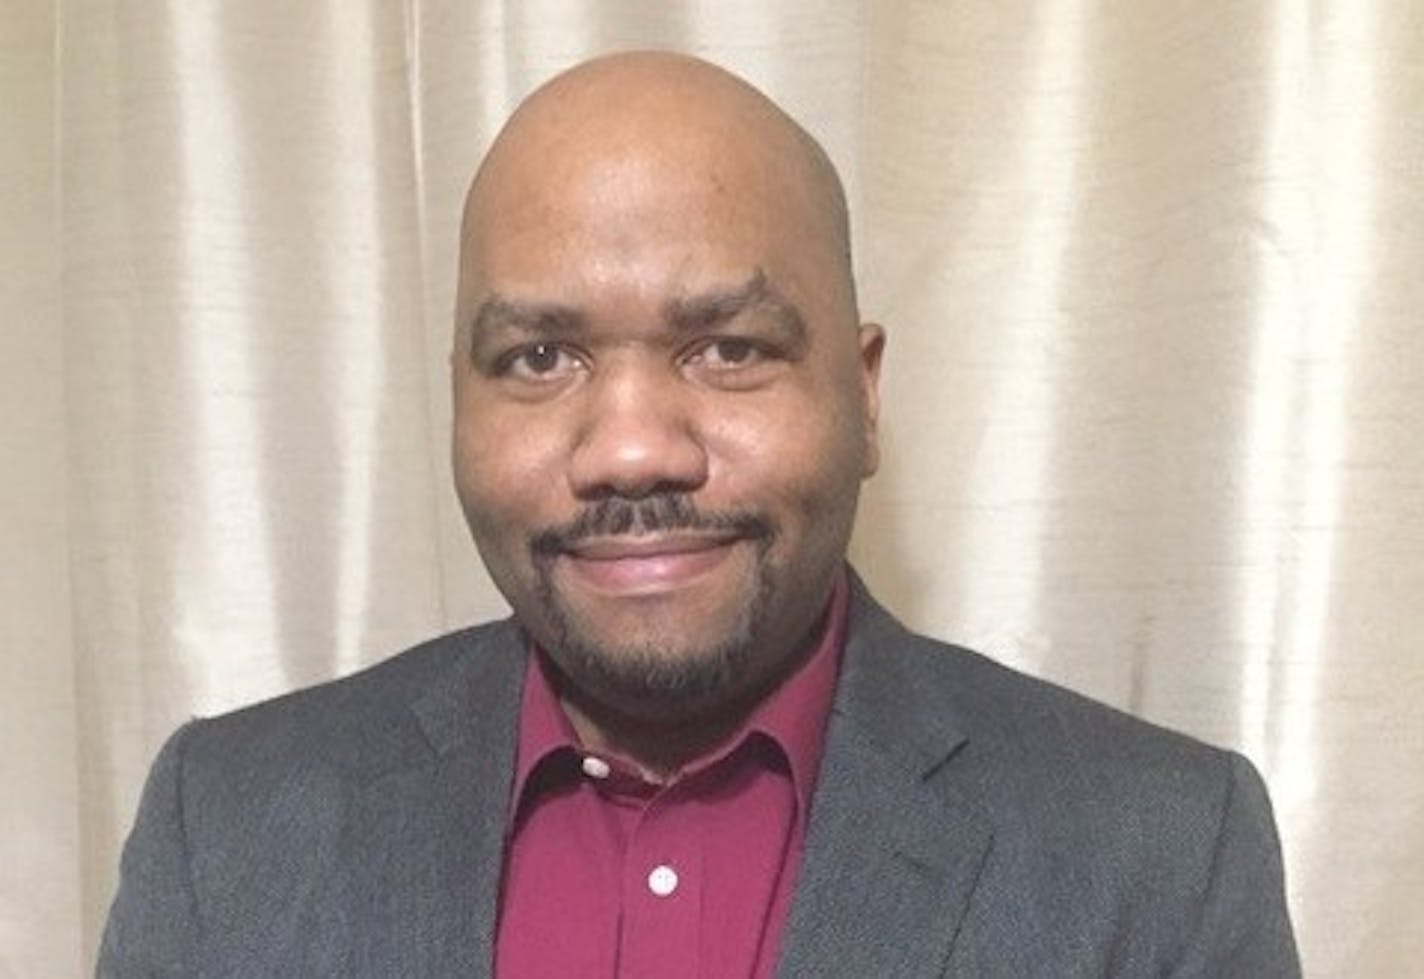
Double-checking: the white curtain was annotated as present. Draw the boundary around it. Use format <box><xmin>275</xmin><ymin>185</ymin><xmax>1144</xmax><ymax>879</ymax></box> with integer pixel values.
<box><xmin>3</xmin><ymin>2</ymin><xmax>1420</xmax><ymax>974</ymax></box>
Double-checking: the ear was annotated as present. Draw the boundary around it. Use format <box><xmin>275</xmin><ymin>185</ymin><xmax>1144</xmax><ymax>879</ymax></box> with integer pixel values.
<box><xmin>856</xmin><ymin>323</ymin><xmax>886</xmax><ymax>478</ymax></box>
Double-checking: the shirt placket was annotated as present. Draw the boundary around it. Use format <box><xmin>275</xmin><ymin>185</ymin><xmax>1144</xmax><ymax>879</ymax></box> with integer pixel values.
<box><xmin>617</xmin><ymin>787</ymin><xmax>704</xmax><ymax>979</ymax></box>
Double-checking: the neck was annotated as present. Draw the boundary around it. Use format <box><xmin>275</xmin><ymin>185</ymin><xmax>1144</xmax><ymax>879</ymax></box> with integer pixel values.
<box><xmin>556</xmin><ymin>688</ymin><xmax>749</xmax><ymax>784</ymax></box>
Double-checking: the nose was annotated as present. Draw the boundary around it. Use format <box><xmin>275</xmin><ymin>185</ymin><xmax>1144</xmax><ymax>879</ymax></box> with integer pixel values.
<box><xmin>567</xmin><ymin>361</ymin><xmax>709</xmax><ymax>500</ymax></box>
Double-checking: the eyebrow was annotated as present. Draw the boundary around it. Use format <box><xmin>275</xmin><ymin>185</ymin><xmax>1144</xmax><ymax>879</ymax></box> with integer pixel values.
<box><xmin>470</xmin><ymin>295</ymin><xmax>586</xmax><ymax>340</ymax></box>
<box><xmin>467</xmin><ymin>267</ymin><xmax>808</xmax><ymax>350</ymax></box>
<box><xmin>664</xmin><ymin>268</ymin><xmax>808</xmax><ymax>342</ymax></box>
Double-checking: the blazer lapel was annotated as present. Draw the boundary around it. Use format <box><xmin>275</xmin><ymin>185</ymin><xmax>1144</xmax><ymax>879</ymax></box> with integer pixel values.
<box><xmin>777</xmin><ymin>579</ymin><xmax>994</xmax><ymax>978</ymax></box>
<box><xmin>343</xmin><ymin>622</ymin><xmax>526</xmax><ymax>977</ymax></box>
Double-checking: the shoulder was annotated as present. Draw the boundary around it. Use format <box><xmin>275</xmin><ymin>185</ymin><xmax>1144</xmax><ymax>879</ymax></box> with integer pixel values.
<box><xmin>120</xmin><ymin>620</ymin><xmax>524</xmax><ymax>924</ymax></box>
<box><xmin>844</xmin><ymin>583</ymin><xmax>1275</xmax><ymax>883</ymax></box>
<box><xmin>849</xmin><ymin>584</ymin><xmax>1240</xmax><ymax>790</ymax></box>
<box><xmin>837</xmin><ymin>585</ymin><xmax>1296</xmax><ymax>971</ymax></box>
<box><xmin>908</xmin><ymin>627</ymin><xmax>1227</xmax><ymax>778</ymax></box>
<box><xmin>165</xmin><ymin>619</ymin><xmax>523</xmax><ymax>805</ymax></box>
<box><xmin>102</xmin><ymin>620</ymin><xmax>526</xmax><ymax>970</ymax></box>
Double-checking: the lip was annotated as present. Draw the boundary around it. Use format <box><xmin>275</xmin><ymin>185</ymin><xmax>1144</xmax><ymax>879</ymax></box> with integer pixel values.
<box><xmin>559</xmin><ymin>532</ymin><xmax>743</xmax><ymax>594</ymax></box>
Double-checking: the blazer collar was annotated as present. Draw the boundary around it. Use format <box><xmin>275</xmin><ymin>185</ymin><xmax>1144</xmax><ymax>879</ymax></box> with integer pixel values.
<box><xmin>831</xmin><ymin>571</ymin><xmax>970</xmax><ymax>774</ymax></box>
<box><xmin>776</xmin><ymin>571</ymin><xmax>993</xmax><ymax>977</ymax></box>
<box><xmin>344</xmin><ymin>620</ymin><xmax>527</xmax><ymax>978</ymax></box>
<box><xmin>410</xmin><ymin>618</ymin><xmax>527</xmax><ymax>757</ymax></box>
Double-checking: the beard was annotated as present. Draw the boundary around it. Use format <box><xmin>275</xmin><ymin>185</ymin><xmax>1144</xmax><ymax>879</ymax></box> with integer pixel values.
<box><xmin>527</xmin><ymin>494</ymin><xmax>780</xmax><ymax>721</ymax></box>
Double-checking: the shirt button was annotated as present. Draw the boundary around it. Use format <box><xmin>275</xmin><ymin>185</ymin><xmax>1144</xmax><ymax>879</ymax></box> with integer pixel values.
<box><xmin>647</xmin><ymin>864</ymin><xmax>679</xmax><ymax>897</ymax></box>
<box><xmin>581</xmin><ymin>756</ymin><xmax>611</xmax><ymax>779</ymax></box>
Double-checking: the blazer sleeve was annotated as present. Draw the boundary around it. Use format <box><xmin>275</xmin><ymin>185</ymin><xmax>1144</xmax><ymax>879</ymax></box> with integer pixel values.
<box><xmin>1166</xmin><ymin>752</ymin><xmax>1301</xmax><ymax>978</ymax></box>
<box><xmin>97</xmin><ymin>723</ymin><xmax>201</xmax><ymax>977</ymax></box>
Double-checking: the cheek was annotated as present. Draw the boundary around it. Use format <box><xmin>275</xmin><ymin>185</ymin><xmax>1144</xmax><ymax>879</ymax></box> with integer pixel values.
<box><xmin>453</xmin><ymin>407</ymin><xmax>564</xmax><ymax>537</ymax></box>
<box><xmin>703</xmin><ymin>392</ymin><xmax>866</xmax><ymax>522</ymax></box>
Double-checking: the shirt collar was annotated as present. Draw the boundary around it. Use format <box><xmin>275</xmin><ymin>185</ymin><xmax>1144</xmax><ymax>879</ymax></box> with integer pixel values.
<box><xmin>509</xmin><ymin>567</ymin><xmax>850</xmax><ymax>826</ymax></box>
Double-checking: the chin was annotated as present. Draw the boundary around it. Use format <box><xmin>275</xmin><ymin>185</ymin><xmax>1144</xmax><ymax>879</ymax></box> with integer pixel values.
<box><xmin>545</xmin><ymin>632</ymin><xmax>765</xmax><ymax>722</ymax></box>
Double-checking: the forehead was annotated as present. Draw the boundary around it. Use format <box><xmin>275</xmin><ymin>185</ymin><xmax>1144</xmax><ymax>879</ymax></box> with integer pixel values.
<box><xmin>460</xmin><ymin>124</ymin><xmax>844</xmax><ymax>308</ymax></box>
<box><xmin>482</xmin><ymin>151</ymin><xmax>795</xmax><ymax>259</ymax></box>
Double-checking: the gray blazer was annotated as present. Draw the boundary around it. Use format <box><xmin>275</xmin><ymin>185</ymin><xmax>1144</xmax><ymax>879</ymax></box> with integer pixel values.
<box><xmin>100</xmin><ymin>578</ymin><xmax>1299</xmax><ymax>976</ymax></box>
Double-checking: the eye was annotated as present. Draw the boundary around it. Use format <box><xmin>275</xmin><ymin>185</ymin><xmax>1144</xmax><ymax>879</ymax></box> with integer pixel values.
<box><xmin>687</xmin><ymin>337</ymin><xmax>765</xmax><ymax>369</ymax></box>
<box><xmin>496</xmin><ymin>343</ymin><xmax>585</xmax><ymax>382</ymax></box>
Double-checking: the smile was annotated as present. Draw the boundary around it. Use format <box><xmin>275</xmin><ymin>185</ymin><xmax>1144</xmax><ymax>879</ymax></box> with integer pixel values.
<box><xmin>558</xmin><ymin>532</ymin><xmax>745</xmax><ymax>594</ymax></box>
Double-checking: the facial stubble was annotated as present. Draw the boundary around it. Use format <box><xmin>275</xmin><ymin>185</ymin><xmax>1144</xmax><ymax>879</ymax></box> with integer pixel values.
<box><xmin>526</xmin><ymin>495</ymin><xmax>788</xmax><ymax>723</ymax></box>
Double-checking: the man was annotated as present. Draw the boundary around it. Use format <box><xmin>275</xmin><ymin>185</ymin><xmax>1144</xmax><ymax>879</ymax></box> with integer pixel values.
<box><xmin>100</xmin><ymin>52</ymin><xmax>1299</xmax><ymax>976</ymax></box>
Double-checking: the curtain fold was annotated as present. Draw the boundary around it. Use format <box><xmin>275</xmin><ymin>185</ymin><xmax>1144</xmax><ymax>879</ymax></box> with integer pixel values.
<box><xmin>2</xmin><ymin>2</ymin><xmax>1419</xmax><ymax>974</ymax></box>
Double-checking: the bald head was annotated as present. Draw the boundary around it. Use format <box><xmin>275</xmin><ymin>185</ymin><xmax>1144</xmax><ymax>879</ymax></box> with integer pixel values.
<box><xmin>457</xmin><ymin>51</ymin><xmax>856</xmax><ymax>330</ymax></box>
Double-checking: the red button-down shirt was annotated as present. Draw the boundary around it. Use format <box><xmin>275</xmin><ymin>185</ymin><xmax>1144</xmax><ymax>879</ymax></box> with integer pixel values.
<box><xmin>495</xmin><ymin>573</ymin><xmax>849</xmax><ymax>979</ymax></box>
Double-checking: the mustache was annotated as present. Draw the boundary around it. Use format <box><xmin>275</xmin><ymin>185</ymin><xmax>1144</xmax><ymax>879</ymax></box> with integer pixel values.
<box><xmin>530</xmin><ymin>494</ymin><xmax>772</xmax><ymax>556</ymax></box>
